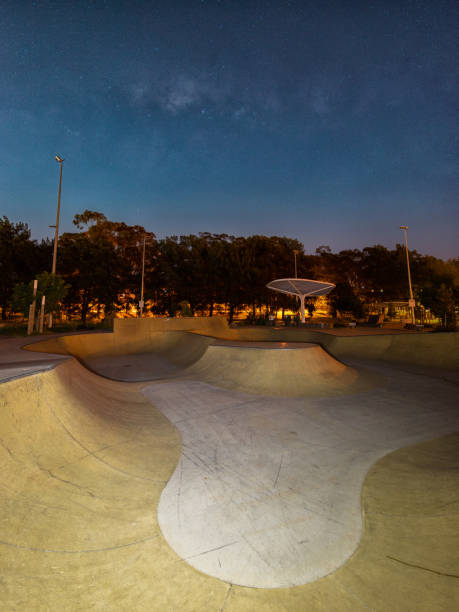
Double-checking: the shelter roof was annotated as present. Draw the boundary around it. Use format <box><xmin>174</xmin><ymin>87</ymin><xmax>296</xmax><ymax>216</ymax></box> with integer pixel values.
<box><xmin>266</xmin><ymin>278</ymin><xmax>335</xmax><ymax>297</ymax></box>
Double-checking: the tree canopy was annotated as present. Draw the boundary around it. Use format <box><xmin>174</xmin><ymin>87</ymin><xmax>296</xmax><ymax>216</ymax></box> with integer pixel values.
<box><xmin>1</xmin><ymin>212</ymin><xmax>457</xmax><ymax>325</ymax></box>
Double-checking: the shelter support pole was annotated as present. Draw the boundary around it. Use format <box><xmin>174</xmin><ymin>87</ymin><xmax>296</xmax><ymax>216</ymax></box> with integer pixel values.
<box><xmin>300</xmin><ymin>294</ymin><xmax>305</xmax><ymax>324</ymax></box>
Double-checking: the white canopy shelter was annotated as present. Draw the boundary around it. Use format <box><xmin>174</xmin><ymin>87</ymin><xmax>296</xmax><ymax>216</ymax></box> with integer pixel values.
<box><xmin>267</xmin><ymin>278</ymin><xmax>335</xmax><ymax>323</ymax></box>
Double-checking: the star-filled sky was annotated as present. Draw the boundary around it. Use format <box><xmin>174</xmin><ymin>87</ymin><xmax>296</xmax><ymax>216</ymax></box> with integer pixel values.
<box><xmin>1</xmin><ymin>0</ymin><xmax>458</xmax><ymax>258</ymax></box>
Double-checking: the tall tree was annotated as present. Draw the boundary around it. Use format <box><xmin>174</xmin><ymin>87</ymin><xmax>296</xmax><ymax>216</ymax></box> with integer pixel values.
<box><xmin>59</xmin><ymin>211</ymin><xmax>156</xmax><ymax>323</ymax></box>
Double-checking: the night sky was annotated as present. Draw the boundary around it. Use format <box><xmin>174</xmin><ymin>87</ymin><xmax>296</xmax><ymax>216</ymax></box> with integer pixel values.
<box><xmin>1</xmin><ymin>1</ymin><xmax>458</xmax><ymax>258</ymax></box>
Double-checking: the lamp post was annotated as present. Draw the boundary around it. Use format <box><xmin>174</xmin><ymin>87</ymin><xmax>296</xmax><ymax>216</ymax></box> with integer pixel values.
<box><xmin>52</xmin><ymin>155</ymin><xmax>64</xmax><ymax>275</ymax></box>
<box><xmin>293</xmin><ymin>250</ymin><xmax>299</xmax><ymax>278</ymax></box>
<box><xmin>139</xmin><ymin>236</ymin><xmax>146</xmax><ymax>317</ymax></box>
<box><xmin>48</xmin><ymin>155</ymin><xmax>64</xmax><ymax>328</ymax></box>
<box><xmin>400</xmin><ymin>226</ymin><xmax>415</xmax><ymax>325</ymax></box>
<box><xmin>138</xmin><ymin>234</ymin><xmax>155</xmax><ymax>317</ymax></box>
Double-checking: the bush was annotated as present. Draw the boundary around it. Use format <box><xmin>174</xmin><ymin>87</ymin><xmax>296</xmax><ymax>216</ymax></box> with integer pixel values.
<box><xmin>13</xmin><ymin>272</ymin><xmax>69</xmax><ymax>315</ymax></box>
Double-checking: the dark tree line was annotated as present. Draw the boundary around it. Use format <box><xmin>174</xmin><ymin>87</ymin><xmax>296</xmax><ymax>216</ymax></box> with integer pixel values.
<box><xmin>1</xmin><ymin>213</ymin><xmax>458</xmax><ymax>324</ymax></box>
<box><xmin>0</xmin><ymin>217</ymin><xmax>52</xmax><ymax>319</ymax></box>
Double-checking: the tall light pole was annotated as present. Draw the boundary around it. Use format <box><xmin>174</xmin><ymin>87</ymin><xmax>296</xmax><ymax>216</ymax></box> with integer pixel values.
<box><xmin>138</xmin><ymin>234</ymin><xmax>155</xmax><ymax>317</ymax></box>
<box><xmin>48</xmin><ymin>155</ymin><xmax>64</xmax><ymax>328</ymax></box>
<box><xmin>52</xmin><ymin>155</ymin><xmax>64</xmax><ymax>275</ymax></box>
<box><xmin>139</xmin><ymin>236</ymin><xmax>146</xmax><ymax>317</ymax></box>
<box><xmin>293</xmin><ymin>249</ymin><xmax>299</xmax><ymax>278</ymax></box>
<box><xmin>400</xmin><ymin>226</ymin><xmax>415</xmax><ymax>325</ymax></box>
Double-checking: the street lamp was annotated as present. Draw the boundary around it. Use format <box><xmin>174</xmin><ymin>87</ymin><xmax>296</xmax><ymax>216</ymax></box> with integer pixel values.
<box><xmin>48</xmin><ymin>155</ymin><xmax>64</xmax><ymax>328</ymax></box>
<box><xmin>139</xmin><ymin>234</ymin><xmax>155</xmax><ymax>317</ymax></box>
<box><xmin>52</xmin><ymin>155</ymin><xmax>64</xmax><ymax>275</ymax></box>
<box><xmin>139</xmin><ymin>236</ymin><xmax>146</xmax><ymax>317</ymax></box>
<box><xmin>400</xmin><ymin>226</ymin><xmax>415</xmax><ymax>325</ymax></box>
<box><xmin>293</xmin><ymin>250</ymin><xmax>300</xmax><ymax>278</ymax></box>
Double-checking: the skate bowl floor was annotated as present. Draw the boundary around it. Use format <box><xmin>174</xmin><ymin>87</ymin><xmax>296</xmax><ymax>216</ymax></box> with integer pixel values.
<box><xmin>1</xmin><ymin>322</ymin><xmax>459</xmax><ymax>609</ymax></box>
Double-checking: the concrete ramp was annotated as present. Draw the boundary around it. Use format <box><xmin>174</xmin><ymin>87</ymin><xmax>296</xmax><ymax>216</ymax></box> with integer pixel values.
<box><xmin>183</xmin><ymin>340</ymin><xmax>366</xmax><ymax>396</ymax></box>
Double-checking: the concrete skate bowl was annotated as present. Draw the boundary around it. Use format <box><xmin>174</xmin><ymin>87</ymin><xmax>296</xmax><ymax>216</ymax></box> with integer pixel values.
<box><xmin>2</xmin><ymin>320</ymin><xmax>459</xmax><ymax>607</ymax></box>
<box><xmin>25</xmin><ymin>331</ymin><xmax>379</xmax><ymax>397</ymax></box>
<box><xmin>25</xmin><ymin>316</ymin><xmax>459</xmax><ymax>380</ymax></box>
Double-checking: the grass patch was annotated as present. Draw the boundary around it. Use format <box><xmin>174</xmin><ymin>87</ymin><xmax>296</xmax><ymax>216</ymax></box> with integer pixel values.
<box><xmin>0</xmin><ymin>319</ymin><xmax>113</xmax><ymax>337</ymax></box>
<box><xmin>0</xmin><ymin>324</ymin><xmax>28</xmax><ymax>337</ymax></box>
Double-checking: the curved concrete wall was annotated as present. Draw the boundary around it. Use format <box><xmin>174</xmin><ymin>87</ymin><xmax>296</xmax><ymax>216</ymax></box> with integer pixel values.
<box><xmin>25</xmin><ymin>317</ymin><xmax>229</xmax><ymax>362</ymax></box>
<box><xmin>114</xmin><ymin>315</ymin><xmax>229</xmax><ymax>336</ymax></box>
<box><xmin>324</xmin><ymin>331</ymin><xmax>459</xmax><ymax>370</ymax></box>
<box><xmin>212</xmin><ymin>327</ymin><xmax>459</xmax><ymax>371</ymax></box>
<box><xmin>215</xmin><ymin>327</ymin><xmax>459</xmax><ymax>371</ymax></box>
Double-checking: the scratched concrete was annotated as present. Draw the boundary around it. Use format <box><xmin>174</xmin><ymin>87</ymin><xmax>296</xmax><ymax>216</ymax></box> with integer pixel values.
<box><xmin>144</xmin><ymin>358</ymin><xmax>459</xmax><ymax>587</ymax></box>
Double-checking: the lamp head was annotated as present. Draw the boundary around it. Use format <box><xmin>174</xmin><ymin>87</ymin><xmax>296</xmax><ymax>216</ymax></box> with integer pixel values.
<box><xmin>55</xmin><ymin>155</ymin><xmax>64</xmax><ymax>163</ymax></box>
<box><xmin>400</xmin><ymin>226</ymin><xmax>408</xmax><ymax>230</ymax></box>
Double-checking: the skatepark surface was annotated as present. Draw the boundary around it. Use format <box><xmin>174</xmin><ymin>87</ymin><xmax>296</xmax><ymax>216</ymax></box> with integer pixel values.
<box><xmin>1</xmin><ymin>317</ymin><xmax>458</xmax><ymax>610</ymax></box>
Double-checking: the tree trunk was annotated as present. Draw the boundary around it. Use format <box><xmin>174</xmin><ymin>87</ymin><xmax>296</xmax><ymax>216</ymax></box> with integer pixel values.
<box><xmin>229</xmin><ymin>303</ymin><xmax>234</xmax><ymax>324</ymax></box>
<box><xmin>81</xmin><ymin>292</ymin><xmax>89</xmax><ymax>325</ymax></box>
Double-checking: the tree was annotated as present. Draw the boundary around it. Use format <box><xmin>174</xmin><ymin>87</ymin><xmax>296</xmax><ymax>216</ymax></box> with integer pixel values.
<box><xmin>428</xmin><ymin>284</ymin><xmax>456</xmax><ymax>324</ymax></box>
<box><xmin>59</xmin><ymin>211</ymin><xmax>157</xmax><ymax>323</ymax></box>
<box><xmin>59</xmin><ymin>232</ymin><xmax>126</xmax><ymax>324</ymax></box>
<box><xmin>417</xmin><ymin>256</ymin><xmax>458</xmax><ymax>326</ymax></box>
<box><xmin>330</xmin><ymin>282</ymin><xmax>364</xmax><ymax>319</ymax></box>
<box><xmin>0</xmin><ymin>217</ymin><xmax>38</xmax><ymax>318</ymax></box>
